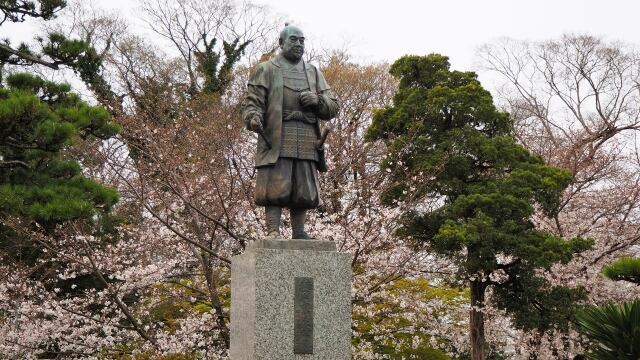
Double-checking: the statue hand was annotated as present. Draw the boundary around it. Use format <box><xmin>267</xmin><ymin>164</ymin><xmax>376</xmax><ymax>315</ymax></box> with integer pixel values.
<box><xmin>299</xmin><ymin>91</ymin><xmax>319</xmax><ymax>109</ymax></box>
<box><xmin>249</xmin><ymin>115</ymin><xmax>263</xmax><ymax>133</ymax></box>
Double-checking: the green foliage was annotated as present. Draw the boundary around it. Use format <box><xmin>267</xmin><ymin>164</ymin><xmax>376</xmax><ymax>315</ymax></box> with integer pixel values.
<box><xmin>194</xmin><ymin>36</ymin><xmax>251</xmax><ymax>95</ymax></box>
<box><xmin>392</xmin><ymin>345</ymin><xmax>452</xmax><ymax>360</ymax></box>
<box><xmin>353</xmin><ymin>277</ymin><xmax>467</xmax><ymax>358</ymax></box>
<box><xmin>104</xmin><ymin>276</ymin><xmax>228</xmax><ymax>358</ymax></box>
<box><xmin>602</xmin><ymin>257</ymin><xmax>640</xmax><ymax>284</ymax></box>
<box><xmin>493</xmin><ymin>270</ymin><xmax>588</xmax><ymax>332</ymax></box>
<box><xmin>0</xmin><ymin>72</ymin><xmax>119</xmax><ymax>264</ymax></box>
<box><xmin>0</xmin><ymin>3</ymin><xmax>115</xmax><ymax>103</ymax></box>
<box><xmin>575</xmin><ymin>300</ymin><xmax>640</xmax><ymax>360</ymax></box>
<box><xmin>143</xmin><ymin>278</ymin><xmax>220</xmax><ymax>333</ymax></box>
<box><xmin>579</xmin><ymin>258</ymin><xmax>640</xmax><ymax>359</ymax></box>
<box><xmin>40</xmin><ymin>32</ymin><xmax>115</xmax><ymax>102</ymax></box>
<box><xmin>0</xmin><ymin>0</ymin><xmax>67</xmax><ymax>22</ymax></box>
<box><xmin>367</xmin><ymin>54</ymin><xmax>592</xmax><ymax>333</ymax></box>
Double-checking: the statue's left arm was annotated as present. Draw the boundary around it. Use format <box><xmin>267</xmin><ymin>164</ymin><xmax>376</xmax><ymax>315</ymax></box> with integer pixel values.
<box><xmin>316</xmin><ymin>90</ymin><xmax>339</xmax><ymax>120</ymax></box>
<box><xmin>314</xmin><ymin>68</ymin><xmax>339</xmax><ymax>120</ymax></box>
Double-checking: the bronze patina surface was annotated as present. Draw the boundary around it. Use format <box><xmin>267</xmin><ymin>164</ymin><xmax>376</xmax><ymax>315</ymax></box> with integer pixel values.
<box><xmin>242</xmin><ymin>25</ymin><xmax>339</xmax><ymax>239</ymax></box>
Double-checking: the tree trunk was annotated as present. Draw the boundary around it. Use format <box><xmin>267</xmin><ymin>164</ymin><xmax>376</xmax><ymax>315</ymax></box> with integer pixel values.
<box><xmin>470</xmin><ymin>279</ymin><xmax>487</xmax><ymax>360</ymax></box>
<box><xmin>201</xmin><ymin>251</ymin><xmax>231</xmax><ymax>349</ymax></box>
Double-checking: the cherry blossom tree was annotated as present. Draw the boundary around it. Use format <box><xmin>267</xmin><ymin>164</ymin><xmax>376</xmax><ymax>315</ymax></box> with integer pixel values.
<box><xmin>479</xmin><ymin>34</ymin><xmax>640</xmax><ymax>358</ymax></box>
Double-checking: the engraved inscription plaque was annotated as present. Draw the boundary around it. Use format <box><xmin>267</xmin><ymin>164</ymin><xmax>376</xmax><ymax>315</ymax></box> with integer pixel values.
<box><xmin>294</xmin><ymin>277</ymin><xmax>314</xmax><ymax>354</ymax></box>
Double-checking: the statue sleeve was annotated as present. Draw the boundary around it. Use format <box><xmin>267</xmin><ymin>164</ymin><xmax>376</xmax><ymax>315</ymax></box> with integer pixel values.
<box><xmin>315</xmin><ymin>69</ymin><xmax>339</xmax><ymax>120</ymax></box>
<box><xmin>242</xmin><ymin>63</ymin><xmax>269</xmax><ymax>129</ymax></box>
<box><xmin>316</xmin><ymin>90</ymin><xmax>339</xmax><ymax>120</ymax></box>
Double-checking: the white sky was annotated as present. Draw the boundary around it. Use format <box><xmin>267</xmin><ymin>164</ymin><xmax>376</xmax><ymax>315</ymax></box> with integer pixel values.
<box><xmin>1</xmin><ymin>0</ymin><xmax>639</xmax><ymax>86</ymax></box>
<box><xmin>260</xmin><ymin>0</ymin><xmax>640</xmax><ymax>68</ymax></box>
<box><xmin>94</xmin><ymin>0</ymin><xmax>640</xmax><ymax>66</ymax></box>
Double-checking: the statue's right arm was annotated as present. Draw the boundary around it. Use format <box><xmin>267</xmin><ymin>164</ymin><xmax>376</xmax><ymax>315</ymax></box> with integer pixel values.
<box><xmin>243</xmin><ymin>84</ymin><xmax>267</xmax><ymax>131</ymax></box>
<box><xmin>242</xmin><ymin>64</ymin><xmax>269</xmax><ymax>131</ymax></box>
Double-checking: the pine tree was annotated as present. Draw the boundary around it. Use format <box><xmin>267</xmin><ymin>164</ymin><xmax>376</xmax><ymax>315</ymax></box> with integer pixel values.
<box><xmin>0</xmin><ymin>1</ymin><xmax>120</xmax><ymax>276</ymax></box>
<box><xmin>0</xmin><ymin>1</ymin><xmax>116</xmax><ymax>105</ymax></box>
<box><xmin>367</xmin><ymin>55</ymin><xmax>592</xmax><ymax>360</ymax></box>
<box><xmin>603</xmin><ymin>257</ymin><xmax>640</xmax><ymax>284</ymax></box>
<box><xmin>0</xmin><ymin>72</ymin><xmax>119</xmax><ymax>265</ymax></box>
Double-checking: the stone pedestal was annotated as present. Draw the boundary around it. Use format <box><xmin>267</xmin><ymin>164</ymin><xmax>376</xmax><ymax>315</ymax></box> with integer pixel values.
<box><xmin>230</xmin><ymin>239</ymin><xmax>351</xmax><ymax>359</ymax></box>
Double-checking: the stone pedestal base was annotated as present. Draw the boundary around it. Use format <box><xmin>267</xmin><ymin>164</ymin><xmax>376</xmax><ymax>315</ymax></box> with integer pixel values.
<box><xmin>230</xmin><ymin>239</ymin><xmax>351</xmax><ymax>359</ymax></box>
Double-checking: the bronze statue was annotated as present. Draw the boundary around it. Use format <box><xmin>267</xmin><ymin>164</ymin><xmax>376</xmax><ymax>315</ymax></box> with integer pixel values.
<box><xmin>243</xmin><ymin>25</ymin><xmax>339</xmax><ymax>239</ymax></box>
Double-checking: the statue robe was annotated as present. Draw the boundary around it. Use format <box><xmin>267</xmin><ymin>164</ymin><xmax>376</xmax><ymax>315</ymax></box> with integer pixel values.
<box><xmin>242</xmin><ymin>55</ymin><xmax>338</xmax><ymax>209</ymax></box>
<box><xmin>242</xmin><ymin>55</ymin><xmax>338</xmax><ymax>169</ymax></box>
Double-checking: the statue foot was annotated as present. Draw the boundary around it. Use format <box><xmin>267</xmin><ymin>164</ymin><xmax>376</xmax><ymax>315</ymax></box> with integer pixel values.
<box><xmin>290</xmin><ymin>208</ymin><xmax>314</xmax><ymax>240</ymax></box>
<box><xmin>292</xmin><ymin>232</ymin><xmax>315</xmax><ymax>240</ymax></box>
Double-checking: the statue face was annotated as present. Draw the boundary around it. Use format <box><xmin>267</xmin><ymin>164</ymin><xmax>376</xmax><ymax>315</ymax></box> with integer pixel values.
<box><xmin>280</xmin><ymin>28</ymin><xmax>305</xmax><ymax>62</ymax></box>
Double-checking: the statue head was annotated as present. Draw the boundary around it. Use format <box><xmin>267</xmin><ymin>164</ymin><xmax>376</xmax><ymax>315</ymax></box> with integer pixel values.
<box><xmin>279</xmin><ymin>24</ymin><xmax>305</xmax><ymax>62</ymax></box>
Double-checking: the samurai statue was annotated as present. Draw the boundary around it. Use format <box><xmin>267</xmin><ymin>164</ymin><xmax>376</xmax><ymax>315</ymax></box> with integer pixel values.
<box><xmin>242</xmin><ymin>24</ymin><xmax>339</xmax><ymax>239</ymax></box>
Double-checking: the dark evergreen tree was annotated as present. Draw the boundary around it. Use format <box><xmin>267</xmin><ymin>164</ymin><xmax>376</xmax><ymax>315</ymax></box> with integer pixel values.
<box><xmin>0</xmin><ymin>1</ymin><xmax>116</xmax><ymax>106</ymax></box>
<box><xmin>0</xmin><ymin>0</ymin><xmax>120</xmax><ymax>284</ymax></box>
<box><xmin>194</xmin><ymin>36</ymin><xmax>251</xmax><ymax>96</ymax></box>
<box><xmin>367</xmin><ymin>54</ymin><xmax>592</xmax><ymax>360</ymax></box>
<box><xmin>0</xmin><ymin>0</ymin><xmax>66</xmax><ymax>24</ymax></box>
<box><xmin>0</xmin><ymin>72</ymin><xmax>119</xmax><ymax>266</ymax></box>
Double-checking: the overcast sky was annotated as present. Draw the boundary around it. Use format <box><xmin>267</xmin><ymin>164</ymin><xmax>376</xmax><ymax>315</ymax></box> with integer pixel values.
<box><xmin>2</xmin><ymin>0</ymin><xmax>638</xmax><ymax>84</ymax></box>
<box><xmin>88</xmin><ymin>0</ymin><xmax>640</xmax><ymax>68</ymax></box>
<box><xmin>260</xmin><ymin>0</ymin><xmax>640</xmax><ymax>69</ymax></box>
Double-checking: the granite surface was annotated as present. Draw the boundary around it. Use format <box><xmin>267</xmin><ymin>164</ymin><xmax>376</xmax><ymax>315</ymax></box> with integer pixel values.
<box><xmin>230</xmin><ymin>239</ymin><xmax>351</xmax><ymax>359</ymax></box>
